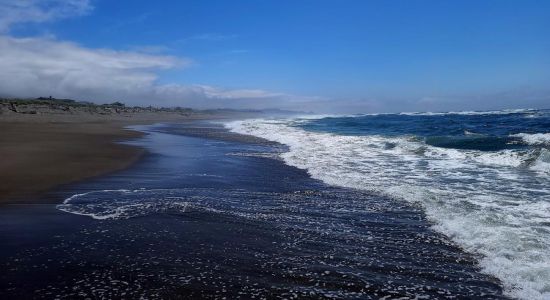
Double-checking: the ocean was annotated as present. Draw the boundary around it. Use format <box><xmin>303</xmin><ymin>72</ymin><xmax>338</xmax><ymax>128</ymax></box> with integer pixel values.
<box><xmin>227</xmin><ymin>108</ymin><xmax>550</xmax><ymax>299</ymax></box>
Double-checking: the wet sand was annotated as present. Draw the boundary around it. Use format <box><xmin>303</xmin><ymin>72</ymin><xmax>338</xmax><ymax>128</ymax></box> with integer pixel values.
<box><xmin>0</xmin><ymin>112</ymin><xmax>228</xmax><ymax>203</ymax></box>
<box><xmin>0</xmin><ymin>121</ymin><xmax>145</xmax><ymax>203</ymax></box>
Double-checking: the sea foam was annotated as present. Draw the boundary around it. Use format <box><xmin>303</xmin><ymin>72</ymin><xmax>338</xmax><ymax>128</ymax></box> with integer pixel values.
<box><xmin>512</xmin><ymin>133</ymin><xmax>550</xmax><ymax>146</ymax></box>
<box><xmin>226</xmin><ymin>118</ymin><xmax>550</xmax><ymax>300</ymax></box>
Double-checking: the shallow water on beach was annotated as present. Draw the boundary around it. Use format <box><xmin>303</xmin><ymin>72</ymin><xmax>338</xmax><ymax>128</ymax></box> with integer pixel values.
<box><xmin>1</xmin><ymin>122</ymin><xmax>507</xmax><ymax>299</ymax></box>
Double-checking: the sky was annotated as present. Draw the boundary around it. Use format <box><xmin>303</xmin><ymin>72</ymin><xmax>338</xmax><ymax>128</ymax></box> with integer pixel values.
<box><xmin>0</xmin><ymin>0</ymin><xmax>549</xmax><ymax>113</ymax></box>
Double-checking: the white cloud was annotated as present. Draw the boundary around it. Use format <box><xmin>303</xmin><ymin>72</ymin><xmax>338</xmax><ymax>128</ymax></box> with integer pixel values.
<box><xmin>0</xmin><ymin>35</ymin><xmax>312</xmax><ymax>109</ymax></box>
<box><xmin>0</xmin><ymin>35</ymin><xmax>184</xmax><ymax>98</ymax></box>
<box><xmin>0</xmin><ymin>1</ymin><xmax>321</xmax><ymax>111</ymax></box>
<box><xmin>0</xmin><ymin>0</ymin><xmax>92</xmax><ymax>32</ymax></box>
<box><xmin>197</xmin><ymin>85</ymin><xmax>283</xmax><ymax>99</ymax></box>
<box><xmin>186</xmin><ymin>33</ymin><xmax>239</xmax><ymax>42</ymax></box>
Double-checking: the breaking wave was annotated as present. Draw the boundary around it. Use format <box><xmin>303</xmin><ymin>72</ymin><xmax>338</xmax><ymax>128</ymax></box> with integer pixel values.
<box><xmin>226</xmin><ymin>116</ymin><xmax>550</xmax><ymax>300</ymax></box>
<box><xmin>511</xmin><ymin>133</ymin><xmax>550</xmax><ymax>146</ymax></box>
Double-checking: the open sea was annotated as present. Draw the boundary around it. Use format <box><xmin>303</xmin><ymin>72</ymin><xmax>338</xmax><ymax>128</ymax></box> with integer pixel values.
<box><xmin>1</xmin><ymin>109</ymin><xmax>548</xmax><ymax>299</ymax></box>
<box><xmin>227</xmin><ymin>108</ymin><xmax>550</xmax><ymax>299</ymax></box>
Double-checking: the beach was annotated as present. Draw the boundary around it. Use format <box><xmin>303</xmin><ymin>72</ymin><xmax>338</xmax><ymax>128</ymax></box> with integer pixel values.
<box><xmin>0</xmin><ymin>104</ymin><xmax>245</xmax><ymax>203</ymax></box>
<box><xmin>0</xmin><ymin>120</ymin><xmax>507</xmax><ymax>299</ymax></box>
<box><xmin>1</xmin><ymin>1</ymin><xmax>547</xmax><ymax>298</ymax></box>
<box><xmin>0</xmin><ymin>121</ymin><xmax>145</xmax><ymax>203</ymax></box>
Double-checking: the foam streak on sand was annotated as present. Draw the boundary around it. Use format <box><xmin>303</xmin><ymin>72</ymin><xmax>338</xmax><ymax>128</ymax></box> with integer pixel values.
<box><xmin>226</xmin><ymin>116</ymin><xmax>550</xmax><ymax>300</ymax></box>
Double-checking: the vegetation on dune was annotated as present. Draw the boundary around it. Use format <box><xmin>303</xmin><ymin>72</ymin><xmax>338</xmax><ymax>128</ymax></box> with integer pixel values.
<box><xmin>0</xmin><ymin>97</ymin><xmax>195</xmax><ymax>115</ymax></box>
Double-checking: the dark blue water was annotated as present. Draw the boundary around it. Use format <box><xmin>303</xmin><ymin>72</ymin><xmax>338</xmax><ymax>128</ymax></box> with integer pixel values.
<box><xmin>300</xmin><ymin>109</ymin><xmax>550</xmax><ymax>151</ymax></box>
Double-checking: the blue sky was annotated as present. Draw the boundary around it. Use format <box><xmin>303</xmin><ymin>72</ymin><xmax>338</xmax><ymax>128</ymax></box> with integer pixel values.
<box><xmin>1</xmin><ymin>0</ymin><xmax>549</xmax><ymax>112</ymax></box>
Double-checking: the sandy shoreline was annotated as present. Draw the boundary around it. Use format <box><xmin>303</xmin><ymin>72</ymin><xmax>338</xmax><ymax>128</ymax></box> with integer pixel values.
<box><xmin>0</xmin><ymin>111</ymin><xmax>232</xmax><ymax>204</ymax></box>
<box><xmin>0</xmin><ymin>121</ymin><xmax>505</xmax><ymax>298</ymax></box>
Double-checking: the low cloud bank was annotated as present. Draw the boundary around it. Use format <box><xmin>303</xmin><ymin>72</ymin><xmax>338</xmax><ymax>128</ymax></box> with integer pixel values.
<box><xmin>0</xmin><ymin>35</ymin><xmax>317</xmax><ymax>109</ymax></box>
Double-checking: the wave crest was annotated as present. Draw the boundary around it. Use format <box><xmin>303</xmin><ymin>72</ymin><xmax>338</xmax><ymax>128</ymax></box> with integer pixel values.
<box><xmin>511</xmin><ymin>133</ymin><xmax>550</xmax><ymax>146</ymax></box>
